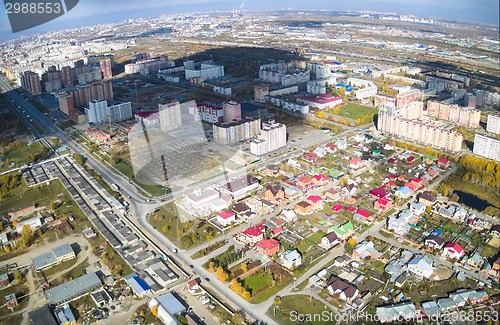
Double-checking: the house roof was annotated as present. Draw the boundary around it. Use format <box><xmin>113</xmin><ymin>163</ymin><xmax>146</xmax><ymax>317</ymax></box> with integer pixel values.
<box><xmin>444</xmin><ymin>243</ymin><xmax>464</xmax><ymax>254</ymax></box>
<box><xmin>331</xmin><ymin>221</ymin><xmax>354</xmax><ymax>236</ymax></box>
<box><xmin>307</xmin><ymin>195</ymin><xmax>322</xmax><ymax>203</ymax></box>
<box><xmin>323</xmin><ymin>232</ymin><xmax>339</xmax><ymax>243</ymax></box>
<box><xmin>396</xmin><ymin>186</ymin><xmax>411</xmax><ymax>195</ymax></box>
<box><xmin>187</xmin><ymin>279</ymin><xmax>198</xmax><ymax>289</ymax></box>
<box><xmin>357</xmin><ymin>209</ymin><xmax>371</xmax><ymax>218</ymax></box>
<box><xmin>267</xmin><ymin>185</ymin><xmax>283</xmax><ymax>196</ymax></box>
<box><xmin>281</xmin><ymin>249</ymin><xmax>301</xmax><ymax>262</ymax></box>
<box><xmin>296</xmin><ymin>201</ymin><xmax>311</xmax><ymax>209</ymax></box>
<box><xmin>332</xmin><ymin>204</ymin><xmax>343</xmax><ymax>212</ymax></box>
<box><xmin>419</xmin><ymin>191</ymin><xmax>436</xmax><ymax>202</ymax></box>
<box><xmin>242</xmin><ymin>223</ymin><xmax>265</xmax><ymax>237</ymax></box>
<box><xmin>313</xmin><ymin>174</ymin><xmax>328</xmax><ymax>181</ymax></box>
<box><xmin>156</xmin><ymin>292</ymin><xmax>186</xmax><ymax>316</ymax></box>
<box><xmin>232</xmin><ymin>203</ymin><xmax>250</xmax><ymax>213</ymax></box>
<box><xmin>376</xmin><ymin>198</ymin><xmax>391</xmax><ymax>206</ymax></box>
<box><xmin>370</xmin><ymin>188</ymin><xmax>388</xmax><ymax>198</ymax></box>
<box><xmin>425</xmin><ymin>235</ymin><xmax>445</xmax><ymax>246</ymax></box>
<box><xmin>217</xmin><ymin>211</ymin><xmax>235</xmax><ymax>219</ymax></box>
<box><xmin>257</xmin><ymin>239</ymin><xmax>279</xmax><ymax>250</ymax></box>
<box><xmin>298</xmin><ymin>175</ymin><xmax>312</xmax><ymax>184</ymax></box>
<box><xmin>349</xmin><ymin>158</ymin><xmax>362</xmax><ymax>165</ymax></box>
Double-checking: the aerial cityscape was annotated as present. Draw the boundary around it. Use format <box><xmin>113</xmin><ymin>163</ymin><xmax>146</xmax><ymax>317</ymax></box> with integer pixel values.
<box><xmin>0</xmin><ymin>1</ymin><xmax>499</xmax><ymax>325</ymax></box>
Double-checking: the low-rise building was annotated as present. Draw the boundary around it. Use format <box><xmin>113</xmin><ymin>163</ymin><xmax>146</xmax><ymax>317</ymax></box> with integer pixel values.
<box><xmin>407</xmin><ymin>255</ymin><xmax>434</xmax><ymax>278</ymax></box>
<box><xmin>148</xmin><ymin>292</ymin><xmax>186</xmax><ymax>325</ymax></box>
<box><xmin>279</xmin><ymin>249</ymin><xmax>302</xmax><ymax>269</ymax></box>
<box><xmin>443</xmin><ymin>243</ymin><xmax>465</xmax><ymax>260</ymax></box>
<box><xmin>320</xmin><ymin>232</ymin><xmax>340</xmax><ymax>250</ymax></box>
<box><xmin>216</xmin><ymin>211</ymin><xmax>236</xmax><ymax>227</ymax></box>
<box><xmin>32</xmin><ymin>244</ymin><xmax>76</xmax><ymax>271</ymax></box>
<box><xmin>256</xmin><ymin>239</ymin><xmax>280</xmax><ymax>256</ymax></box>
<box><xmin>352</xmin><ymin>241</ymin><xmax>381</xmax><ymax>260</ymax></box>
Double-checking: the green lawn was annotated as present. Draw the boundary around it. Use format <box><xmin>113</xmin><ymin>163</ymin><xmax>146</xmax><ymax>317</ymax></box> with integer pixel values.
<box><xmin>480</xmin><ymin>245</ymin><xmax>498</xmax><ymax>258</ymax></box>
<box><xmin>3</xmin><ymin>142</ymin><xmax>48</xmax><ymax>170</ymax></box>
<box><xmin>244</xmin><ymin>273</ymin><xmax>272</xmax><ymax>295</ymax></box>
<box><xmin>336</xmin><ymin>103</ymin><xmax>378</xmax><ymax>120</ymax></box>
<box><xmin>39</xmin><ymin>257</ymin><xmax>79</xmax><ymax>278</ymax></box>
<box><xmin>268</xmin><ymin>295</ymin><xmax>328</xmax><ymax>325</ymax></box>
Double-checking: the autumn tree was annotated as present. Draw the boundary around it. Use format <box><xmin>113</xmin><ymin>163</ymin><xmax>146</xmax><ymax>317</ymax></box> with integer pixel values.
<box><xmin>20</xmin><ymin>225</ymin><xmax>35</xmax><ymax>248</ymax></box>
<box><xmin>240</xmin><ymin>262</ymin><xmax>248</xmax><ymax>274</ymax></box>
<box><xmin>151</xmin><ymin>305</ymin><xmax>158</xmax><ymax>317</ymax></box>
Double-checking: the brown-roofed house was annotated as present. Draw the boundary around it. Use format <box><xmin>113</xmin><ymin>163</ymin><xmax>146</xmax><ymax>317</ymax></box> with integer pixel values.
<box><xmin>265</xmin><ymin>185</ymin><xmax>285</xmax><ymax>204</ymax></box>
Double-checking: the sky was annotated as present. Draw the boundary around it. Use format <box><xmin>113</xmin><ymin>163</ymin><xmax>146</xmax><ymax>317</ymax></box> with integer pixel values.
<box><xmin>0</xmin><ymin>0</ymin><xmax>498</xmax><ymax>41</ymax></box>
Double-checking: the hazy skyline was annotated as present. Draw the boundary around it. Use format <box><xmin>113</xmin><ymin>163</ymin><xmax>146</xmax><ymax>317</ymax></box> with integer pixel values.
<box><xmin>0</xmin><ymin>0</ymin><xmax>498</xmax><ymax>41</ymax></box>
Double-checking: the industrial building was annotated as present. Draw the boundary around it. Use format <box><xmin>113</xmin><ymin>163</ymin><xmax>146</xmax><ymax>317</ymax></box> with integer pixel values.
<box><xmin>44</xmin><ymin>272</ymin><xmax>102</xmax><ymax>305</ymax></box>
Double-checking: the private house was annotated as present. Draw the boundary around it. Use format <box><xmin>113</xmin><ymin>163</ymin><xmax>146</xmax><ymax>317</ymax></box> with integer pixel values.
<box><xmin>443</xmin><ymin>243</ymin><xmax>465</xmax><ymax>260</ymax></box>
<box><xmin>466</xmin><ymin>252</ymin><xmax>484</xmax><ymax>269</ymax></box>
<box><xmin>410</xmin><ymin>178</ymin><xmax>423</xmax><ymax>190</ymax></box>
<box><xmin>312</xmin><ymin>174</ymin><xmax>329</xmax><ymax>187</ymax></box>
<box><xmin>245</xmin><ymin>197</ymin><xmax>263</xmax><ymax>213</ymax></box>
<box><xmin>0</xmin><ymin>274</ymin><xmax>10</xmax><ymax>288</ymax></box>
<box><xmin>421</xmin><ymin>301</ymin><xmax>440</xmax><ymax>318</ymax></box>
<box><xmin>313</xmin><ymin>147</ymin><xmax>327</xmax><ymax>158</ymax></box>
<box><xmin>349</xmin><ymin>158</ymin><xmax>364</xmax><ymax>170</ymax></box>
<box><xmin>332</xmin><ymin>204</ymin><xmax>343</xmax><ymax>212</ymax></box>
<box><xmin>409</xmin><ymin>202</ymin><xmax>426</xmax><ymax>216</ymax></box>
<box><xmin>374</xmin><ymin>198</ymin><xmax>393</xmax><ymax>212</ymax></box>
<box><xmin>279</xmin><ymin>209</ymin><xmax>298</xmax><ymax>223</ymax></box>
<box><xmin>352</xmin><ymin>241</ymin><xmax>381</xmax><ymax>260</ymax></box>
<box><xmin>449</xmin><ymin>289</ymin><xmax>489</xmax><ymax>305</ymax></box>
<box><xmin>232</xmin><ymin>203</ymin><xmax>252</xmax><ymax>218</ymax></box>
<box><xmin>220</xmin><ymin>175</ymin><xmax>260</xmax><ymax>198</ymax></box>
<box><xmin>320</xmin><ymin>232</ymin><xmax>340</xmax><ymax>250</ymax></box>
<box><xmin>265</xmin><ymin>164</ymin><xmax>279</xmax><ymax>176</ymax></box>
<box><xmin>418</xmin><ymin>191</ymin><xmax>437</xmax><ymax>206</ymax></box>
<box><xmin>342</xmin><ymin>183</ymin><xmax>357</xmax><ymax>197</ymax></box>
<box><xmin>422</xmin><ymin>155</ymin><xmax>434</xmax><ymax>164</ymax></box>
<box><xmin>256</xmin><ymin>239</ymin><xmax>280</xmax><ymax>256</ymax></box>
<box><xmin>328</xmin><ymin>168</ymin><xmax>344</xmax><ymax>180</ymax></box>
<box><xmin>369</xmin><ymin>188</ymin><xmax>390</xmax><ymax>199</ymax></box>
<box><xmin>395</xmin><ymin>186</ymin><xmax>411</xmax><ymax>198</ymax></box>
<box><xmin>306</xmin><ymin>195</ymin><xmax>323</xmax><ymax>209</ymax></box>
<box><xmin>336</xmin><ymin>139</ymin><xmax>347</xmax><ymax>150</ymax></box>
<box><xmin>407</xmin><ymin>255</ymin><xmax>434</xmax><ymax>278</ymax></box>
<box><xmin>325</xmin><ymin>188</ymin><xmax>340</xmax><ymax>200</ymax></box>
<box><xmin>296</xmin><ymin>175</ymin><xmax>313</xmax><ymax>189</ymax></box>
<box><xmin>5</xmin><ymin>294</ymin><xmax>17</xmax><ymax>309</ymax></box>
<box><xmin>325</xmin><ymin>142</ymin><xmax>337</xmax><ymax>153</ymax></box>
<box><xmin>303</xmin><ymin>152</ymin><xmax>317</xmax><ymax>163</ymax></box>
<box><xmin>439</xmin><ymin>205</ymin><xmax>456</xmax><ymax>218</ymax></box>
<box><xmin>295</xmin><ymin>201</ymin><xmax>312</xmax><ymax>215</ymax></box>
<box><xmin>425</xmin><ymin>235</ymin><xmax>445</xmax><ymax>250</ymax></box>
<box><xmin>437</xmin><ymin>158</ymin><xmax>449</xmax><ymax>169</ymax></box>
<box><xmin>376</xmin><ymin>302</ymin><xmax>419</xmax><ymax>324</ymax></box>
<box><xmin>326</xmin><ymin>274</ymin><xmax>359</xmax><ymax>302</ymax></box>
<box><xmin>186</xmin><ymin>279</ymin><xmax>200</xmax><ymax>295</ymax></box>
<box><xmin>387</xmin><ymin>209</ymin><xmax>415</xmax><ymax>235</ymax></box>
<box><xmin>490</xmin><ymin>224</ymin><xmax>500</xmax><ymax>238</ymax></box>
<box><xmin>329</xmin><ymin>221</ymin><xmax>354</xmax><ymax>241</ymax></box>
<box><xmin>279</xmin><ymin>249</ymin><xmax>302</xmax><ymax>270</ymax></box>
<box><xmin>216</xmin><ymin>211</ymin><xmax>235</xmax><ymax>227</ymax></box>
<box><xmin>284</xmin><ymin>186</ymin><xmax>301</xmax><ymax>199</ymax></box>
<box><xmin>265</xmin><ymin>185</ymin><xmax>285</xmax><ymax>204</ymax></box>
<box><xmin>428</xmin><ymin>166</ymin><xmax>440</xmax><ymax>178</ymax></box>
<box><xmin>241</xmin><ymin>223</ymin><xmax>266</xmax><ymax>244</ymax></box>
<box><xmin>354</xmin><ymin>209</ymin><xmax>374</xmax><ymax>223</ymax></box>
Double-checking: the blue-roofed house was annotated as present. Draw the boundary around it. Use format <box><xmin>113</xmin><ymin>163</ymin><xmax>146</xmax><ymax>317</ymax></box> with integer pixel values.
<box><xmin>148</xmin><ymin>292</ymin><xmax>186</xmax><ymax>325</ymax></box>
<box><xmin>55</xmin><ymin>303</ymin><xmax>76</xmax><ymax>325</ymax></box>
<box><xmin>125</xmin><ymin>273</ymin><xmax>150</xmax><ymax>297</ymax></box>
<box><xmin>421</xmin><ymin>301</ymin><xmax>440</xmax><ymax>317</ymax></box>
<box><xmin>407</xmin><ymin>255</ymin><xmax>434</xmax><ymax>278</ymax></box>
<box><xmin>395</xmin><ymin>186</ymin><xmax>411</xmax><ymax>198</ymax></box>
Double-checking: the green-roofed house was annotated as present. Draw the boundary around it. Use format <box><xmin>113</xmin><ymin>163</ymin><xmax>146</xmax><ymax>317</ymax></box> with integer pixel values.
<box><xmin>328</xmin><ymin>221</ymin><xmax>354</xmax><ymax>240</ymax></box>
<box><xmin>329</xmin><ymin>168</ymin><xmax>344</xmax><ymax>180</ymax></box>
<box><xmin>422</xmin><ymin>156</ymin><xmax>434</xmax><ymax>164</ymax></box>
<box><xmin>311</xmin><ymin>167</ymin><xmax>323</xmax><ymax>174</ymax></box>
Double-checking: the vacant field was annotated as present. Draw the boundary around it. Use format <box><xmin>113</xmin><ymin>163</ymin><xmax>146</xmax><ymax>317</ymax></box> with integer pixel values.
<box><xmin>268</xmin><ymin>295</ymin><xmax>327</xmax><ymax>325</ymax></box>
<box><xmin>244</xmin><ymin>273</ymin><xmax>272</xmax><ymax>295</ymax></box>
<box><xmin>336</xmin><ymin>103</ymin><xmax>378</xmax><ymax>120</ymax></box>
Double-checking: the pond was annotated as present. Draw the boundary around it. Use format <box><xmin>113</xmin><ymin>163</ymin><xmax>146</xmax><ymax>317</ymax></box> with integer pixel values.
<box><xmin>454</xmin><ymin>190</ymin><xmax>490</xmax><ymax>212</ymax></box>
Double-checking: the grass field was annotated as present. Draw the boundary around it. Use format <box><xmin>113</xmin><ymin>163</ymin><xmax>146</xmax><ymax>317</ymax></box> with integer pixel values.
<box><xmin>335</xmin><ymin>103</ymin><xmax>377</xmax><ymax>120</ymax></box>
<box><xmin>243</xmin><ymin>273</ymin><xmax>272</xmax><ymax>295</ymax></box>
<box><xmin>267</xmin><ymin>295</ymin><xmax>327</xmax><ymax>325</ymax></box>
<box><xmin>3</xmin><ymin>142</ymin><xmax>48</xmax><ymax>171</ymax></box>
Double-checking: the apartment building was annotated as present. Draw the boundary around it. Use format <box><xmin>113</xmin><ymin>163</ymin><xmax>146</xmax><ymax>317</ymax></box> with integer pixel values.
<box><xmin>223</xmin><ymin>101</ymin><xmax>242</xmax><ymax>123</ymax></box>
<box><xmin>250</xmin><ymin>120</ymin><xmax>287</xmax><ymax>155</ymax></box>
<box><xmin>396</xmin><ymin>89</ymin><xmax>421</xmax><ymax>108</ymax></box>
<box><xmin>85</xmin><ymin>100</ymin><xmax>132</xmax><ymax>124</ymax></box>
<box><xmin>427</xmin><ymin>101</ymin><xmax>480</xmax><ymax>128</ymax></box>
<box><xmin>22</xmin><ymin>71</ymin><xmax>42</xmax><ymax>95</ymax></box>
<box><xmin>473</xmin><ymin>134</ymin><xmax>500</xmax><ymax>161</ymax></box>
<box><xmin>159</xmin><ymin>101</ymin><xmax>182</xmax><ymax>132</ymax></box>
<box><xmin>213</xmin><ymin>118</ymin><xmax>261</xmax><ymax>145</ymax></box>
<box><xmin>486</xmin><ymin>114</ymin><xmax>500</xmax><ymax>135</ymax></box>
<box><xmin>197</xmin><ymin>102</ymin><xmax>224</xmax><ymax>124</ymax></box>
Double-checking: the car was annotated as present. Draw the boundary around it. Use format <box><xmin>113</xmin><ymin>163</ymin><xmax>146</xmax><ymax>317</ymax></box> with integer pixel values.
<box><xmin>205</xmin><ymin>277</ymin><xmax>210</xmax><ymax>282</ymax></box>
<box><xmin>172</xmin><ymin>248</ymin><xmax>178</xmax><ymax>253</ymax></box>
<box><xmin>190</xmin><ymin>264</ymin><xmax>194</xmax><ymax>268</ymax></box>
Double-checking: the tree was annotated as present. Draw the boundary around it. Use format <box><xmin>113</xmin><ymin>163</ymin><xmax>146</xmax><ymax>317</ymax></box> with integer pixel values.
<box><xmin>240</xmin><ymin>262</ymin><xmax>248</xmax><ymax>274</ymax></box>
<box><xmin>151</xmin><ymin>305</ymin><xmax>158</xmax><ymax>317</ymax></box>
<box><xmin>274</xmin><ymin>296</ymin><xmax>281</xmax><ymax>305</ymax></box>
<box><xmin>20</xmin><ymin>225</ymin><xmax>35</xmax><ymax>248</ymax></box>
<box><xmin>73</xmin><ymin>153</ymin><xmax>84</xmax><ymax>165</ymax></box>
<box><xmin>28</xmin><ymin>152</ymin><xmax>36</xmax><ymax>162</ymax></box>
<box><xmin>208</xmin><ymin>261</ymin><xmax>215</xmax><ymax>273</ymax></box>
<box><xmin>13</xmin><ymin>270</ymin><xmax>22</xmax><ymax>284</ymax></box>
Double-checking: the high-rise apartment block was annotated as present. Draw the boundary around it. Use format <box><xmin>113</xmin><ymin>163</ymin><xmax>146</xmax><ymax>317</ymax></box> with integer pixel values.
<box><xmin>100</xmin><ymin>58</ymin><xmax>113</xmax><ymax>79</ymax></box>
<box><xmin>486</xmin><ymin>115</ymin><xmax>500</xmax><ymax>135</ymax></box>
<box><xmin>22</xmin><ymin>71</ymin><xmax>42</xmax><ymax>95</ymax></box>
<box><xmin>378</xmin><ymin>105</ymin><xmax>463</xmax><ymax>152</ymax></box>
<box><xmin>473</xmin><ymin>134</ymin><xmax>500</xmax><ymax>161</ymax></box>
<box><xmin>250</xmin><ymin>120</ymin><xmax>287</xmax><ymax>155</ymax></box>
<box><xmin>213</xmin><ymin>118</ymin><xmax>261</xmax><ymax>145</ymax></box>
<box><xmin>159</xmin><ymin>101</ymin><xmax>182</xmax><ymax>132</ymax></box>
<box><xmin>85</xmin><ymin>100</ymin><xmax>132</xmax><ymax>124</ymax></box>
<box><xmin>197</xmin><ymin>102</ymin><xmax>224</xmax><ymax>124</ymax></box>
<box><xmin>223</xmin><ymin>101</ymin><xmax>242</xmax><ymax>123</ymax></box>
<box><xmin>396</xmin><ymin>89</ymin><xmax>421</xmax><ymax>108</ymax></box>
<box><xmin>254</xmin><ymin>86</ymin><xmax>269</xmax><ymax>103</ymax></box>
<box><xmin>426</xmin><ymin>101</ymin><xmax>480</xmax><ymax>128</ymax></box>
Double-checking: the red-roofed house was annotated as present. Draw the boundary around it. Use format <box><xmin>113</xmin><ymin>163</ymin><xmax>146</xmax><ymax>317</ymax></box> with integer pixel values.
<box><xmin>325</xmin><ymin>188</ymin><xmax>340</xmax><ymax>201</ymax></box>
<box><xmin>306</xmin><ymin>195</ymin><xmax>323</xmax><ymax>209</ymax></box>
<box><xmin>312</xmin><ymin>174</ymin><xmax>329</xmax><ymax>187</ymax></box>
<box><xmin>411</xmin><ymin>178</ymin><xmax>423</xmax><ymax>189</ymax></box>
<box><xmin>187</xmin><ymin>279</ymin><xmax>200</xmax><ymax>294</ymax></box>
<box><xmin>296</xmin><ymin>175</ymin><xmax>313</xmax><ymax>189</ymax></box>
<box><xmin>216</xmin><ymin>211</ymin><xmax>235</xmax><ymax>226</ymax></box>
<box><xmin>369</xmin><ymin>188</ymin><xmax>389</xmax><ymax>199</ymax></box>
<box><xmin>272</xmin><ymin>226</ymin><xmax>283</xmax><ymax>237</ymax></box>
<box><xmin>332</xmin><ymin>204</ymin><xmax>343</xmax><ymax>212</ymax></box>
<box><xmin>347</xmin><ymin>206</ymin><xmax>356</xmax><ymax>213</ymax></box>
<box><xmin>443</xmin><ymin>243</ymin><xmax>465</xmax><ymax>260</ymax></box>
<box><xmin>303</xmin><ymin>152</ymin><xmax>317</xmax><ymax>163</ymax></box>
<box><xmin>325</xmin><ymin>143</ymin><xmax>337</xmax><ymax>153</ymax></box>
<box><xmin>355</xmin><ymin>209</ymin><xmax>373</xmax><ymax>222</ymax></box>
<box><xmin>241</xmin><ymin>223</ymin><xmax>266</xmax><ymax>244</ymax></box>
<box><xmin>374</xmin><ymin>198</ymin><xmax>393</xmax><ymax>212</ymax></box>
<box><xmin>349</xmin><ymin>158</ymin><xmax>363</xmax><ymax>170</ymax></box>
<box><xmin>256</xmin><ymin>239</ymin><xmax>280</xmax><ymax>256</ymax></box>
<box><xmin>384</xmin><ymin>181</ymin><xmax>396</xmax><ymax>189</ymax></box>
<box><xmin>437</xmin><ymin>158</ymin><xmax>449</xmax><ymax>169</ymax></box>
<box><xmin>404</xmin><ymin>182</ymin><xmax>418</xmax><ymax>192</ymax></box>
<box><xmin>388</xmin><ymin>158</ymin><xmax>396</xmax><ymax>164</ymax></box>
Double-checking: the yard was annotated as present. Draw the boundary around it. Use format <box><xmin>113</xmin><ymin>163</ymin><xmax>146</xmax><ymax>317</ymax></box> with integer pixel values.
<box><xmin>243</xmin><ymin>273</ymin><xmax>272</xmax><ymax>295</ymax></box>
<box><xmin>268</xmin><ymin>294</ymin><xmax>327</xmax><ymax>325</ymax></box>
<box><xmin>2</xmin><ymin>142</ymin><xmax>49</xmax><ymax>171</ymax></box>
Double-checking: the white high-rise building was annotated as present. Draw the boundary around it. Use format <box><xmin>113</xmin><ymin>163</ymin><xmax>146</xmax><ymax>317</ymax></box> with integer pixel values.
<box><xmin>85</xmin><ymin>100</ymin><xmax>132</xmax><ymax>124</ymax></box>
<box><xmin>486</xmin><ymin>115</ymin><xmax>500</xmax><ymax>135</ymax></box>
<box><xmin>473</xmin><ymin>134</ymin><xmax>500</xmax><ymax>161</ymax></box>
<box><xmin>250</xmin><ymin>120</ymin><xmax>287</xmax><ymax>155</ymax></box>
<box><xmin>159</xmin><ymin>101</ymin><xmax>182</xmax><ymax>132</ymax></box>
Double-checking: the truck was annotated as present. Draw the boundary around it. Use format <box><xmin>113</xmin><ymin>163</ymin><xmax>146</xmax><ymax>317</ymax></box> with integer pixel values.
<box><xmin>111</xmin><ymin>183</ymin><xmax>120</xmax><ymax>191</ymax></box>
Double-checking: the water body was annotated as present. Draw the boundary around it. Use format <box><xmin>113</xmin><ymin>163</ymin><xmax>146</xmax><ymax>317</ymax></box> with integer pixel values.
<box><xmin>454</xmin><ymin>190</ymin><xmax>490</xmax><ymax>212</ymax></box>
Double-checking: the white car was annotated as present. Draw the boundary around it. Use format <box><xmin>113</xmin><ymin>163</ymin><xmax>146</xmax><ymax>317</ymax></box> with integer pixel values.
<box><xmin>200</xmin><ymin>296</ymin><xmax>210</xmax><ymax>305</ymax></box>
